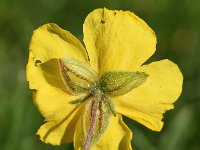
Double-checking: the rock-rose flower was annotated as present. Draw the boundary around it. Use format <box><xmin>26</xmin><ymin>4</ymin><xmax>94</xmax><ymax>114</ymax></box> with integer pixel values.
<box><xmin>26</xmin><ymin>8</ymin><xmax>183</xmax><ymax>150</ymax></box>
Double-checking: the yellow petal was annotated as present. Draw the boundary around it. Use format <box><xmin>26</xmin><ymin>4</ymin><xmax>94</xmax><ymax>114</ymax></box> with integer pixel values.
<box><xmin>29</xmin><ymin>58</ymin><xmax>81</xmax><ymax>144</ymax></box>
<box><xmin>27</xmin><ymin>23</ymin><xmax>89</xmax><ymax>90</ymax></box>
<box><xmin>26</xmin><ymin>23</ymin><xmax>90</xmax><ymax>145</ymax></box>
<box><xmin>74</xmin><ymin>114</ymin><xmax>132</xmax><ymax>150</ymax></box>
<box><xmin>83</xmin><ymin>8</ymin><xmax>156</xmax><ymax>73</ymax></box>
<box><xmin>27</xmin><ymin>57</ymin><xmax>79</xmax><ymax>120</ymax></box>
<box><xmin>30</xmin><ymin>23</ymin><xmax>88</xmax><ymax>63</ymax></box>
<box><xmin>115</xmin><ymin>59</ymin><xmax>183</xmax><ymax>131</ymax></box>
<box><xmin>35</xmin><ymin>88</ymin><xmax>83</xmax><ymax>144</ymax></box>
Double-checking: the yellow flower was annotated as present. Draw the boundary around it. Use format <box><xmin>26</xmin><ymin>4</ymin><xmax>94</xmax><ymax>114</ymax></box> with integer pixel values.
<box><xmin>26</xmin><ymin>8</ymin><xmax>183</xmax><ymax>150</ymax></box>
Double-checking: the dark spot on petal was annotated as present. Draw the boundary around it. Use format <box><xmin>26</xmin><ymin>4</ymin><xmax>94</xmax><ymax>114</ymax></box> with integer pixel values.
<box><xmin>114</xmin><ymin>12</ymin><xmax>116</xmax><ymax>16</ymax></box>
<box><xmin>32</xmin><ymin>89</ymin><xmax>38</xmax><ymax>93</ymax></box>
<box><xmin>35</xmin><ymin>60</ymin><xmax>42</xmax><ymax>66</ymax></box>
<box><xmin>85</xmin><ymin>49</ymin><xmax>90</xmax><ymax>62</ymax></box>
<box><xmin>100</xmin><ymin>20</ymin><xmax>105</xmax><ymax>24</ymax></box>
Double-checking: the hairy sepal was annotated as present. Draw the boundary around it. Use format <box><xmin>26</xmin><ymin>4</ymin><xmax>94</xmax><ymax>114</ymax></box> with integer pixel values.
<box><xmin>59</xmin><ymin>56</ymin><xmax>98</xmax><ymax>95</ymax></box>
<box><xmin>100</xmin><ymin>71</ymin><xmax>148</xmax><ymax>96</ymax></box>
<box><xmin>82</xmin><ymin>92</ymin><xmax>111</xmax><ymax>150</ymax></box>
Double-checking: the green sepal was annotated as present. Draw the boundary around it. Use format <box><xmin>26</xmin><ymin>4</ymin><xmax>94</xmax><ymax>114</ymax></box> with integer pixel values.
<box><xmin>70</xmin><ymin>93</ymin><xmax>92</xmax><ymax>104</ymax></box>
<box><xmin>59</xmin><ymin>56</ymin><xmax>98</xmax><ymax>95</ymax></box>
<box><xmin>82</xmin><ymin>93</ymin><xmax>111</xmax><ymax>150</ymax></box>
<box><xmin>103</xmin><ymin>95</ymin><xmax>116</xmax><ymax>116</ymax></box>
<box><xmin>100</xmin><ymin>71</ymin><xmax>148</xmax><ymax>96</ymax></box>
<box><xmin>90</xmin><ymin>100</ymin><xmax>111</xmax><ymax>147</ymax></box>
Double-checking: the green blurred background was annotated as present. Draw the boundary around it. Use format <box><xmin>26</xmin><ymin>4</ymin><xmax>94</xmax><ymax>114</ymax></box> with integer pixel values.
<box><xmin>0</xmin><ymin>0</ymin><xmax>200</xmax><ymax>150</ymax></box>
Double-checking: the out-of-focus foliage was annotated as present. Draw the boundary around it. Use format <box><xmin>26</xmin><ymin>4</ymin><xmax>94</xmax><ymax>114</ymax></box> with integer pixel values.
<box><xmin>0</xmin><ymin>0</ymin><xmax>200</xmax><ymax>150</ymax></box>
